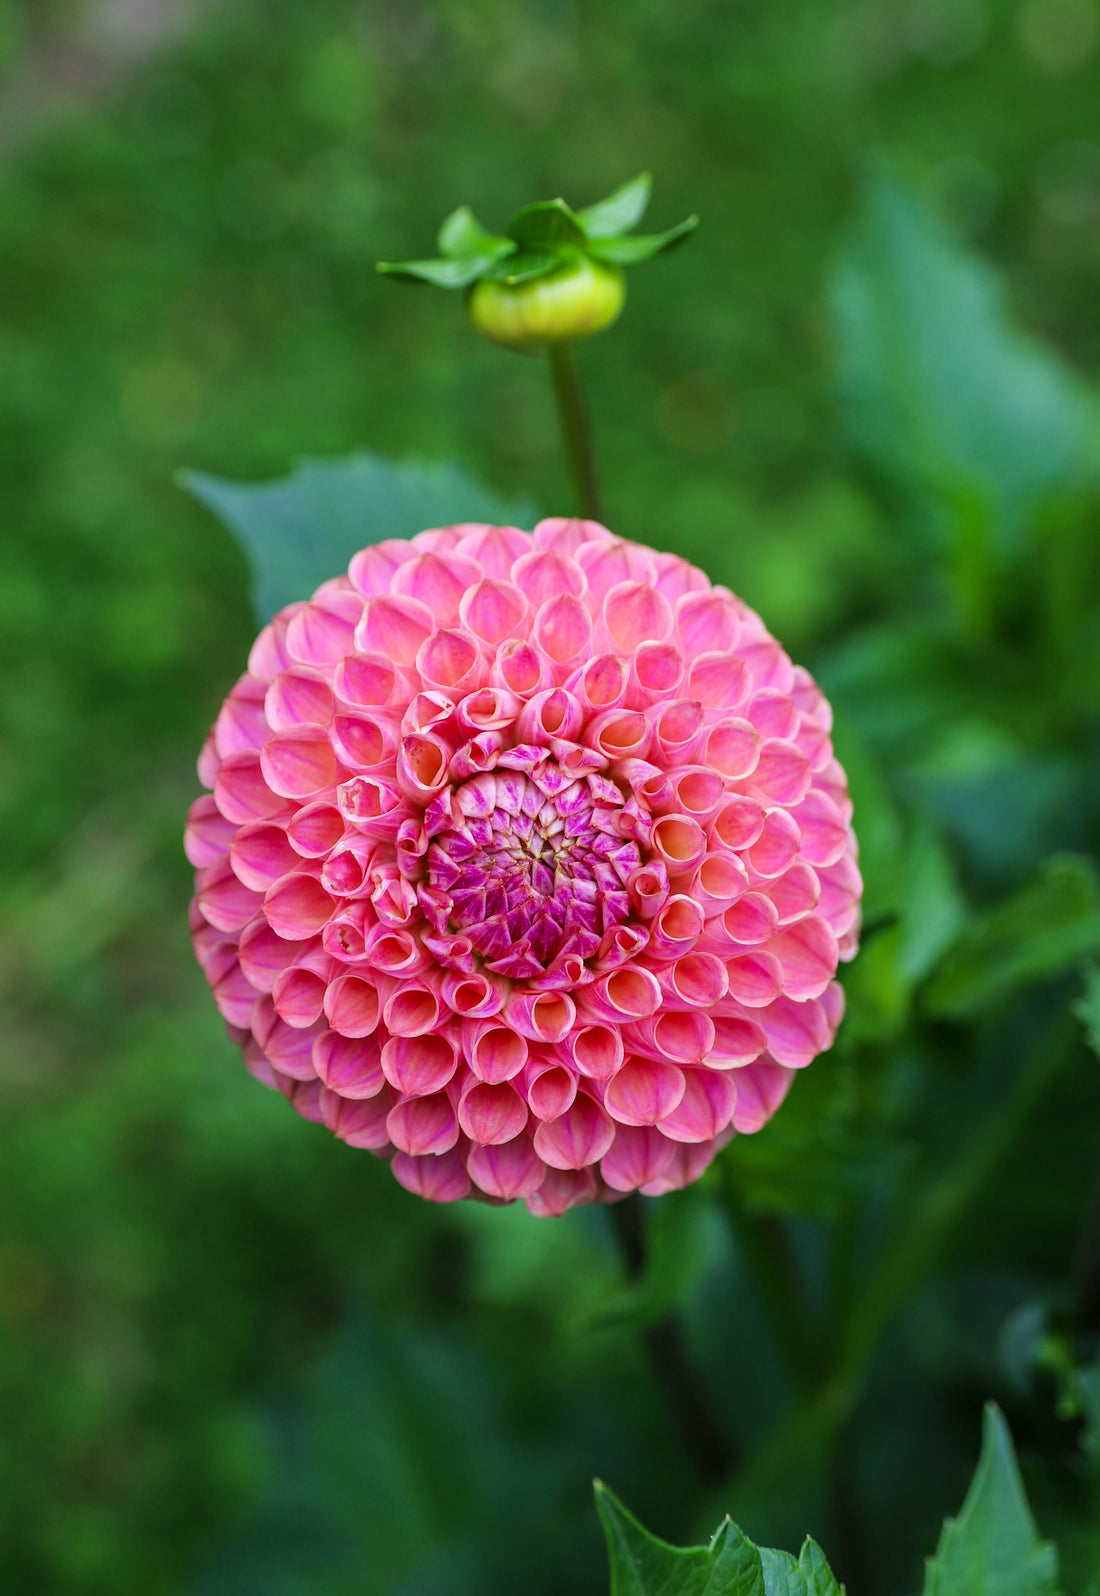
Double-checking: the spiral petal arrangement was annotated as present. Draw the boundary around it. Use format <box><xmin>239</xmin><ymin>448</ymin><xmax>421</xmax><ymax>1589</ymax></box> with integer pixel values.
<box><xmin>186</xmin><ymin>519</ymin><xmax>861</xmax><ymax>1215</ymax></box>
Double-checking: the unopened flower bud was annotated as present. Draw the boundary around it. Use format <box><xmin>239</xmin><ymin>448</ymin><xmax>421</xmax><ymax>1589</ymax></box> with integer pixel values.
<box><xmin>468</xmin><ymin>257</ymin><xmax>625</xmax><ymax>353</ymax></box>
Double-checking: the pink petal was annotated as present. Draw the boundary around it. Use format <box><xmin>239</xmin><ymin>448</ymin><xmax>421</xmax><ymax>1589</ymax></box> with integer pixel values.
<box><xmin>237</xmin><ymin>917</ymin><xmax>311</xmax><ymax>992</ymax></box>
<box><xmin>533</xmin><ymin>1094</ymin><xmax>615</xmax><ymax>1169</ymax></box>
<box><xmin>272</xmin><ymin>959</ymin><xmax>330</xmax><ymax>1028</ymax></box>
<box><xmin>707</xmin><ymin>1014</ymin><xmax>767</xmax><ymax>1068</ymax></box>
<box><xmin>603</xmin><ymin>581</ymin><xmax>673</xmax><ymax>652</ymax></box>
<box><xmin>213</xmin><ymin>961</ymin><xmax>262</xmax><ymax>1028</ymax></box>
<box><xmin>600</xmin><ymin>1125</ymin><xmax>676</xmax><ymax>1192</ymax></box>
<box><xmin>391</xmin><ymin>550</ymin><xmax>483</xmax><ymax>624</ymax></box>
<box><xmin>313</xmin><ymin>1030</ymin><xmax>385</xmax><ymax>1098</ymax></box>
<box><xmin>383</xmin><ymin>982</ymin><xmax>441</xmax><ymax>1037</ymax></box>
<box><xmin>604</xmin><ymin>1058</ymin><xmax>687</xmax><ymax>1125</ymax></box>
<box><xmin>626</xmin><ymin>1011</ymin><xmax>715</xmax><ymax>1066</ymax></box>
<box><xmin>768</xmin><ymin>919</ymin><xmax>839</xmax><ymax>1001</ymax></box>
<box><xmin>659</xmin><ymin>952</ymin><xmax>729</xmax><ymax>1009</ymax></box>
<box><xmin>725</xmin><ymin>951</ymin><xmax>783</xmax><ymax>1007</ymax></box>
<box><xmin>464</xmin><ymin>1021</ymin><xmax>528</xmax><ymax>1084</ymax></box>
<box><xmin>357</xmin><ymin>594</ymin><xmax>435</xmax><ymax>665</ymax></box>
<box><xmin>658</xmin><ymin>1068</ymin><xmax>737</xmax><ymax>1143</ymax></box>
<box><xmin>533</xmin><ymin>593</ymin><xmax>591</xmax><ymax>666</ymax></box>
<box><xmin>750</xmin><ymin>739</ymin><xmax>812</xmax><ymax>807</ymax></box>
<box><xmin>791</xmin><ymin>789</ymin><xmax>848</xmax><ymax>868</ymax></box>
<box><xmin>589</xmin><ymin>709</ymin><xmax>651</xmax><ymax>762</ymax></box>
<box><xmin>525</xmin><ymin>1166</ymin><xmax>598</xmax><ymax>1217</ymax></box>
<box><xmin>533</xmin><ymin>516</ymin><xmax>613</xmax><ymax>557</ymax></box>
<box><xmin>455</xmin><ymin>522</ymin><xmax>530</xmax><ymax>577</ymax></box>
<box><xmin>692</xmin><ymin>852</ymin><xmax>749</xmax><ymax>915</ymax></box>
<box><xmin>578</xmin><ymin>539</ymin><xmax>657</xmax><ymax>599</ymax></box>
<box><xmin>525</xmin><ymin>1061</ymin><xmax>579</xmax><ymax>1121</ymax></box>
<box><xmin>688</xmin><ymin>653</ymin><xmax>750</xmax><ymax>712</ymax></box>
<box><xmin>417</xmin><ymin>628</ymin><xmax>482</xmax><ymax>692</ymax></box>
<box><xmin>703</xmin><ymin>719</ymin><xmax>761</xmax><ymax>781</ymax></box>
<box><xmin>654</xmin><ymin>699</ymin><xmax>705</xmax><ymax>763</ymax></box>
<box><xmin>758</xmin><ymin>993</ymin><xmax>830</xmax><ymax>1067</ymax></box>
<box><xmin>287</xmin><ymin>801</ymin><xmax>345</xmax><ymax>857</ymax></box>
<box><xmin>459</xmin><ymin>578</ymin><xmax>527</xmax><ymax>646</ymax></box>
<box><xmin>650</xmin><ymin>814</ymin><xmax>707</xmax><ymax>876</ymax></box>
<box><xmin>196</xmin><ymin>858</ymin><xmax>265</xmax><ymax>934</ymax></box>
<box><xmin>576</xmin><ymin>966</ymin><xmax>662</xmax><ymax>1024</ymax></box>
<box><xmin>347</xmin><ymin>539</ymin><xmax>412</xmax><ymax>598</ymax></box>
<box><xmin>387</xmin><ymin>1091</ymin><xmax>460</xmax><ymax>1156</ymax></box>
<box><xmin>329</xmin><ymin>715</ymin><xmax>395</xmax><ymax>773</ymax></box>
<box><xmin>260</xmin><ymin>726</ymin><xmax>338</xmax><ymax>800</ymax></box>
<box><xmin>323</xmin><ymin>1084</ymin><xmax>397</xmax><ymax>1149</ymax></box>
<box><xmin>575</xmin><ymin>653</ymin><xmax>629</xmax><ymax>711</ymax></box>
<box><xmin>247</xmin><ymin>604</ymin><xmax>300</xmax><ymax>682</ymax></box>
<box><xmin>676</xmin><ymin>590</ymin><xmax>739</xmax><ymax>654</ymax></box>
<box><xmin>632</xmin><ymin>642</ymin><xmax>685</xmax><ymax>699</ymax></box>
<box><xmin>458</xmin><ymin>1080</ymin><xmax>528</xmax><ymax>1145</ymax></box>
<box><xmin>646</xmin><ymin>895</ymin><xmax>705</xmax><ymax>962</ymax></box>
<box><xmin>745</xmin><ymin>688</ymin><xmax>800</xmax><ymax>741</ymax></box>
<box><xmin>557</xmin><ymin>1024</ymin><xmax>620</xmax><ymax>1082</ymax></box>
<box><xmin>512</xmin><ymin>549</ymin><xmax>586</xmax><ymax>606</ymax></box>
<box><xmin>494</xmin><ymin>639</ymin><xmax>552</xmax><ymax>698</ymax></box>
<box><xmin>264</xmin><ymin>872</ymin><xmax>335</xmax><ymax>939</ymax></box>
<box><xmin>265</xmin><ymin>668</ymin><xmax>334</xmax><ymax>733</ymax></box>
<box><xmin>214</xmin><ymin>751</ymin><xmax>287</xmax><ymax>825</ymax></box>
<box><xmin>215</xmin><ymin>675</ymin><xmax>269</xmax><ymax>756</ymax></box>
<box><xmin>391</xmin><ymin>1146</ymin><xmax>471</xmax><ymax>1203</ymax></box>
<box><xmin>466</xmin><ymin>1135</ymin><xmax>546</xmax><ymax>1200</ymax></box>
<box><xmin>333</xmin><ymin>651</ymin><xmax>400</xmax><ymax>709</ymax></box>
<box><xmin>324</xmin><ymin>974</ymin><xmax>382</xmax><ymax>1037</ymax></box>
<box><xmin>711</xmin><ymin>795</ymin><xmax>766</xmax><ymax>851</ymax></box>
<box><xmin>381</xmin><ymin>1033</ymin><xmax>458</xmax><ymax>1095</ymax></box>
<box><xmin>184</xmin><ymin>795</ymin><xmax>236</xmax><ymax>868</ymax></box>
<box><xmin>229</xmin><ymin>822</ymin><xmax>300</xmax><ymax>891</ymax></box>
<box><xmin>730</xmin><ymin>1060</ymin><xmax>793</xmax><ymax>1133</ymax></box>
<box><xmin>285</xmin><ymin>592</ymin><xmax>362</xmax><ymax>668</ymax></box>
<box><xmin>746</xmin><ymin>809</ymin><xmax>801</xmax><ymax>878</ymax></box>
<box><xmin>763</xmin><ymin>863</ymin><xmax>821</xmax><ymax>925</ymax></box>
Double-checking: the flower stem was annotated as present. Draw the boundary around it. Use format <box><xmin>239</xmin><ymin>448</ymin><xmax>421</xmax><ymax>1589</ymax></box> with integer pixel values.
<box><xmin>548</xmin><ymin>341</ymin><xmax>604</xmax><ymax>522</ymax></box>
<box><xmin>609</xmin><ymin>1195</ymin><xmax>734</xmax><ymax>1483</ymax></box>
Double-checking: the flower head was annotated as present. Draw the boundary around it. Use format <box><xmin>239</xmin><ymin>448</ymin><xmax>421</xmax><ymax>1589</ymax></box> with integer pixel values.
<box><xmin>186</xmin><ymin>520</ymin><xmax>861</xmax><ymax>1215</ymax></box>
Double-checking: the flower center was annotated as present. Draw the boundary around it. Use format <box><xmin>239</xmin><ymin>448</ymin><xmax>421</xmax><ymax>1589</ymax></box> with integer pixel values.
<box><xmin>420</xmin><ymin>765</ymin><xmax>641</xmax><ymax>980</ymax></box>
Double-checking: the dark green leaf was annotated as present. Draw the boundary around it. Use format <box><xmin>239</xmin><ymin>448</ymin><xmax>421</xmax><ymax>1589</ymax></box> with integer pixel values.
<box><xmin>595</xmin><ymin>1482</ymin><xmax>765</xmax><ymax>1596</ymax></box>
<box><xmin>922</xmin><ymin>1405</ymin><xmax>1058</xmax><ymax>1596</ymax></box>
<box><xmin>924</xmin><ymin>855</ymin><xmax>1100</xmax><ymax>1018</ymax></box>
<box><xmin>375</xmin><ymin>254</ymin><xmax>500</xmax><ymax>288</ymax></box>
<box><xmin>180</xmin><ymin>454</ymin><xmax>535</xmax><ymax>624</ymax></box>
<box><xmin>832</xmin><ymin>176</ymin><xmax>1094</xmax><ymax>548</ymax></box>
<box><xmin>484</xmin><ymin>250</ymin><xmax>561</xmax><ymax>285</ymax></box>
<box><xmin>506</xmin><ymin>197</ymin><xmax>588</xmax><ymax>250</ymax></box>
<box><xmin>577</xmin><ymin>172</ymin><xmax>653</xmax><ymax>238</ymax></box>
<box><xmin>797</xmin><ymin>1540</ymin><xmax>843</xmax><ymax>1596</ymax></box>
<box><xmin>759</xmin><ymin>1548</ymin><xmax>807</xmax><ymax>1596</ymax></box>
<box><xmin>588</xmin><ymin>217</ymin><xmax>699</xmax><ymax>263</ymax></box>
<box><xmin>436</xmin><ymin>204</ymin><xmax>512</xmax><ymax>261</ymax></box>
<box><xmin>1073</xmin><ymin>962</ymin><xmax>1100</xmax><ymax>1061</ymax></box>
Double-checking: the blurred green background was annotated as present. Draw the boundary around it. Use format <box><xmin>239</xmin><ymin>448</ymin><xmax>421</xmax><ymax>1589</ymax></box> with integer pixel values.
<box><xmin>3</xmin><ymin>0</ymin><xmax>1100</xmax><ymax>1591</ymax></box>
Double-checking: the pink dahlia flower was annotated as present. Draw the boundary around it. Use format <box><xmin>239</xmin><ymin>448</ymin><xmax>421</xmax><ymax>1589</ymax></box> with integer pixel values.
<box><xmin>186</xmin><ymin>520</ymin><xmax>860</xmax><ymax>1215</ymax></box>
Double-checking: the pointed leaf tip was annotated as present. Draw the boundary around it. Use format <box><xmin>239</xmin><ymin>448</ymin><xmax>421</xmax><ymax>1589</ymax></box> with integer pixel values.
<box><xmin>922</xmin><ymin>1403</ymin><xmax>1058</xmax><ymax>1596</ymax></box>
<box><xmin>578</xmin><ymin>172</ymin><xmax>653</xmax><ymax>238</ymax></box>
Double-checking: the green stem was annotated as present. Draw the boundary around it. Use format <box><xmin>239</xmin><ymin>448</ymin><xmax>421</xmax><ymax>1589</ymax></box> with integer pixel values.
<box><xmin>609</xmin><ymin>1195</ymin><xmax>734</xmax><ymax>1483</ymax></box>
<box><xmin>720</xmin><ymin>1166</ymin><xmax>820</xmax><ymax>1396</ymax></box>
<box><xmin>548</xmin><ymin>341</ymin><xmax>604</xmax><ymax>522</ymax></box>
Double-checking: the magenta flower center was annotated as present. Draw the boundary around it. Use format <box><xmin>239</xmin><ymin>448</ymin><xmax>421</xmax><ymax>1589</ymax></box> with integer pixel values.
<box><xmin>422</xmin><ymin>766</ymin><xmax>640</xmax><ymax>979</ymax></box>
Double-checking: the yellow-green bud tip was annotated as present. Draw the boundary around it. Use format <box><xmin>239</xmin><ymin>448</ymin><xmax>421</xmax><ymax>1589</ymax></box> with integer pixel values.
<box><xmin>468</xmin><ymin>257</ymin><xmax>625</xmax><ymax>353</ymax></box>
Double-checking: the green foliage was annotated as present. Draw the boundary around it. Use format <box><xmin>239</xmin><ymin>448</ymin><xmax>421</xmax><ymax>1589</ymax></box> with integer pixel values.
<box><xmin>1073</xmin><ymin>964</ymin><xmax>1100</xmax><ymax>1062</ymax></box>
<box><xmin>182</xmin><ymin>454</ymin><xmax>534</xmax><ymax>623</ymax></box>
<box><xmin>599</xmin><ymin>1409</ymin><xmax>1055</xmax><ymax>1596</ymax></box>
<box><xmin>923</xmin><ymin>1407</ymin><xmax>1058</xmax><ymax>1596</ymax></box>
<box><xmin>924</xmin><ymin>857</ymin><xmax>1100</xmax><ymax>1020</ymax></box>
<box><xmin>833</xmin><ymin>176</ymin><xmax>1096</xmax><ymax>552</ymax></box>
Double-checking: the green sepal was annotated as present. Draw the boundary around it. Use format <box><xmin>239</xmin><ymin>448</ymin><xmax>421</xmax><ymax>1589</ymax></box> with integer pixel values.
<box><xmin>577</xmin><ymin>171</ymin><xmax>653</xmax><ymax>238</ymax></box>
<box><xmin>376</xmin><ymin>255</ymin><xmax>503</xmax><ymax>289</ymax></box>
<box><xmin>483</xmin><ymin>250</ymin><xmax>562</xmax><ymax>285</ymax></box>
<box><xmin>588</xmin><ymin>215</ymin><xmax>699</xmax><ymax>263</ymax></box>
<box><xmin>436</xmin><ymin>204</ymin><xmax>512</xmax><ymax>261</ymax></box>
<box><xmin>506</xmin><ymin>197</ymin><xmax>588</xmax><ymax>251</ymax></box>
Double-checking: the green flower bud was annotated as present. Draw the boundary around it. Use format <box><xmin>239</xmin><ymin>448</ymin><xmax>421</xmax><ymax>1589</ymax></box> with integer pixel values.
<box><xmin>468</xmin><ymin>256</ymin><xmax>625</xmax><ymax>353</ymax></box>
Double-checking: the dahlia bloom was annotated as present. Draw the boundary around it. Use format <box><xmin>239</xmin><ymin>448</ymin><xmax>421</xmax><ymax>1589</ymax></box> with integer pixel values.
<box><xmin>186</xmin><ymin>519</ymin><xmax>861</xmax><ymax>1216</ymax></box>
